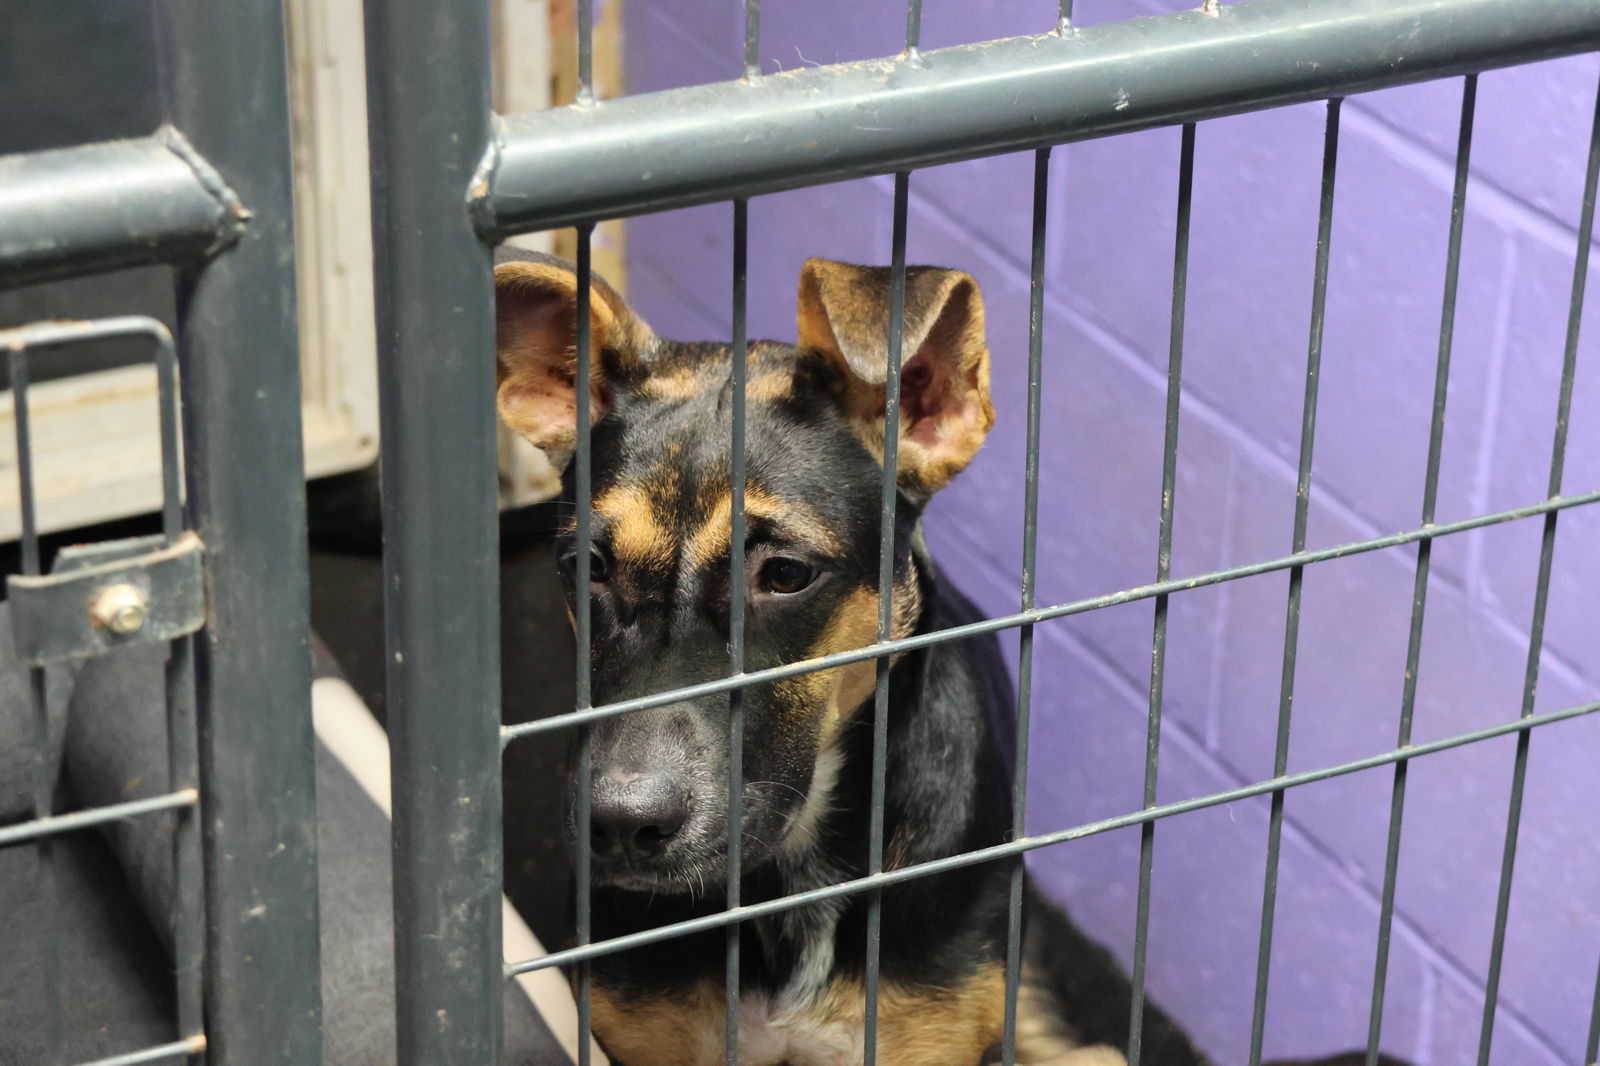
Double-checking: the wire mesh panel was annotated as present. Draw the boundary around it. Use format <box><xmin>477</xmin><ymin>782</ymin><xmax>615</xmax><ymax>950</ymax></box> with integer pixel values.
<box><xmin>0</xmin><ymin>319</ymin><xmax>205</xmax><ymax>1066</ymax></box>
<box><xmin>355</xmin><ymin>1</ymin><xmax>1600</xmax><ymax>1065</ymax></box>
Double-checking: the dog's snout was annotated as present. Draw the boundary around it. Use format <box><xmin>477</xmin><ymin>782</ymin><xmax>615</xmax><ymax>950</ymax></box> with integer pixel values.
<box><xmin>590</xmin><ymin>772</ymin><xmax>690</xmax><ymax>861</ymax></box>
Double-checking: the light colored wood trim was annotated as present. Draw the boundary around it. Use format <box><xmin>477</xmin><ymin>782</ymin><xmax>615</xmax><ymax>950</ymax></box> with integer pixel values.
<box><xmin>283</xmin><ymin>0</ymin><xmax>382</xmax><ymax>471</ymax></box>
<box><xmin>0</xmin><ymin>366</ymin><xmax>366</xmax><ymax>540</ymax></box>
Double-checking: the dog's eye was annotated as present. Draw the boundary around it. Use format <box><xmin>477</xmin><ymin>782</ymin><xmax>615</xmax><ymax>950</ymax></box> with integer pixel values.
<box><xmin>561</xmin><ymin>547</ymin><xmax>611</xmax><ymax>584</ymax></box>
<box><xmin>759</xmin><ymin>557</ymin><xmax>815</xmax><ymax>596</ymax></box>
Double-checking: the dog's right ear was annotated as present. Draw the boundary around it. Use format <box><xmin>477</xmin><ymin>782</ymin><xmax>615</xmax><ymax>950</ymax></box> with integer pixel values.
<box><xmin>494</xmin><ymin>258</ymin><xmax>651</xmax><ymax>473</ymax></box>
<box><xmin>796</xmin><ymin>258</ymin><xmax>994</xmax><ymax>502</ymax></box>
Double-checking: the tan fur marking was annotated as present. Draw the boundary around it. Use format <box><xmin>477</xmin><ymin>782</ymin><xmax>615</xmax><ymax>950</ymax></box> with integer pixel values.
<box><xmin>810</xmin><ymin>966</ymin><xmax>1006</xmax><ymax>1066</ymax></box>
<box><xmin>786</xmin><ymin>566</ymin><xmax>921</xmax><ymax>756</ymax></box>
<box><xmin>591</xmin><ymin>980</ymin><xmax>722</xmax><ymax>1066</ymax></box>
<box><xmin>682</xmin><ymin>490</ymin><xmax>843</xmax><ymax>574</ymax></box>
<box><xmin>808</xmin><ymin>587</ymin><xmax>880</xmax><ymax>753</ymax></box>
<box><xmin>594</xmin><ymin>484</ymin><xmax>675</xmax><ymax>573</ymax></box>
<box><xmin>1011</xmin><ymin>965</ymin><xmax>1105</xmax><ymax>1065</ymax></box>
<box><xmin>591</xmin><ymin>964</ymin><xmax>1093</xmax><ymax>1066</ymax></box>
<box><xmin>639</xmin><ymin>363</ymin><xmax>708</xmax><ymax>400</ymax></box>
<box><xmin>884</xmin><ymin>827</ymin><xmax>915</xmax><ymax>872</ymax></box>
<box><xmin>748</xmin><ymin>369</ymin><xmax>795</xmax><ymax>402</ymax></box>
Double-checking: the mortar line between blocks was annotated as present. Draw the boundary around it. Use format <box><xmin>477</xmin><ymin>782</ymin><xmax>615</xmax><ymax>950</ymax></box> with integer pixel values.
<box><xmin>1345</xmin><ymin>96</ymin><xmax>1600</xmax><ymax>261</ymax></box>
<box><xmin>1465</xmin><ymin>238</ymin><xmax>1523</xmax><ymax>602</ymax></box>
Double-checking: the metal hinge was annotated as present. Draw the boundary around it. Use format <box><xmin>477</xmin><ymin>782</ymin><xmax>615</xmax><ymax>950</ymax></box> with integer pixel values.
<box><xmin>8</xmin><ymin>532</ymin><xmax>205</xmax><ymax>666</ymax></box>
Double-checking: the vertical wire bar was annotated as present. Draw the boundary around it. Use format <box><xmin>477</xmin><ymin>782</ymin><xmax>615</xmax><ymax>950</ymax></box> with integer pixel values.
<box><xmin>1059</xmin><ymin>0</ymin><xmax>1074</xmax><ymax>32</ymax></box>
<box><xmin>1247</xmin><ymin>96</ymin><xmax>1341</xmax><ymax>1066</ymax></box>
<box><xmin>1128</xmin><ymin>122</ymin><xmax>1196</xmax><ymax>1066</ymax></box>
<box><xmin>743</xmin><ymin>0</ymin><xmax>762</xmax><ymax>79</ymax></box>
<box><xmin>1001</xmin><ymin>146</ymin><xmax>1051</xmax><ymax>1066</ymax></box>
<box><xmin>155</xmin><ymin>328</ymin><xmax>205</xmax><ymax>1058</ymax></box>
<box><xmin>576</xmin><ymin>0</ymin><xmax>595</xmax><ymax>104</ymax></box>
<box><xmin>864</xmin><ymin>171</ymin><xmax>911</xmax><ymax>1066</ymax></box>
<box><xmin>905</xmin><ymin>0</ymin><xmax>922</xmax><ymax>56</ymax></box>
<box><xmin>154</xmin><ymin>331</ymin><xmax>184</xmax><ymax>539</ymax></box>
<box><xmin>575</xmin><ymin>222</ymin><xmax>597</xmax><ymax>1066</ymax></box>
<box><xmin>724</xmin><ymin>198</ymin><xmax>750</xmax><ymax>1066</ymax></box>
<box><xmin>9</xmin><ymin>347</ymin><xmax>59</xmax><ymax>1065</ymax></box>
<box><xmin>1477</xmin><ymin>68</ymin><xmax>1600</xmax><ymax>1066</ymax></box>
<box><xmin>9</xmin><ymin>351</ymin><xmax>39</xmax><ymax>579</ymax></box>
<box><xmin>1365</xmin><ymin>76</ymin><xmax>1476</xmax><ymax>1066</ymax></box>
<box><xmin>1585</xmin><ymin>954</ymin><xmax>1600</xmax><ymax>1066</ymax></box>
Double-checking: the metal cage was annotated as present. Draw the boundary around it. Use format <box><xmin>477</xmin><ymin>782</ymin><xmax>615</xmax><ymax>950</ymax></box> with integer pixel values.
<box><xmin>1</xmin><ymin>1</ymin><xmax>1598</xmax><ymax>1064</ymax></box>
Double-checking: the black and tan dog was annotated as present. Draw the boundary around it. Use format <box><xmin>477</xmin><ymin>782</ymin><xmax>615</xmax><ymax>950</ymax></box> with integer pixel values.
<box><xmin>493</xmin><ymin>250</ymin><xmax>1404</xmax><ymax>1066</ymax></box>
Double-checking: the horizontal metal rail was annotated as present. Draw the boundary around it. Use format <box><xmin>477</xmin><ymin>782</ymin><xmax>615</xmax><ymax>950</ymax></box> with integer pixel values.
<box><xmin>75</xmin><ymin>1035</ymin><xmax>207</xmax><ymax>1066</ymax></box>
<box><xmin>506</xmin><ymin>696</ymin><xmax>1600</xmax><ymax>976</ymax></box>
<box><xmin>0</xmin><ymin>128</ymin><xmax>245</xmax><ymax>289</ymax></box>
<box><xmin>502</xmin><ymin>486</ymin><xmax>1600</xmax><ymax>743</ymax></box>
<box><xmin>482</xmin><ymin>0</ymin><xmax>1600</xmax><ymax>234</ymax></box>
<box><xmin>0</xmin><ymin>789</ymin><xmax>199</xmax><ymax>850</ymax></box>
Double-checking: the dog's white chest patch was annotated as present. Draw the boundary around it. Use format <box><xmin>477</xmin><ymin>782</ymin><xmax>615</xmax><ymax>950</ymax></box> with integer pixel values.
<box><xmin>731</xmin><ymin>993</ymin><xmax>864</xmax><ymax>1066</ymax></box>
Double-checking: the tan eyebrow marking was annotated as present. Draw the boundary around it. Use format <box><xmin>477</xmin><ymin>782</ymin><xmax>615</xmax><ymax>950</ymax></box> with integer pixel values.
<box><xmin>682</xmin><ymin>488</ymin><xmax>842</xmax><ymax>573</ymax></box>
<box><xmin>593</xmin><ymin>483</ymin><xmax>676</xmax><ymax>574</ymax></box>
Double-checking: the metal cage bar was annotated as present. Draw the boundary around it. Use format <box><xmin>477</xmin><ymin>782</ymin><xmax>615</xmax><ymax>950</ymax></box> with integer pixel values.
<box><xmin>1000</xmin><ymin>145</ymin><xmax>1052</xmax><ymax>1066</ymax></box>
<box><xmin>8</xmin><ymin>341</ymin><xmax>60</xmax><ymax>1064</ymax></box>
<box><xmin>153</xmin><ymin>1</ymin><xmax>325</xmax><ymax>1058</ymax></box>
<box><xmin>155</xmin><ymin>313</ymin><xmax>205</xmax><ymax>1064</ymax></box>
<box><xmin>743</xmin><ymin>0</ymin><xmax>762</xmax><ymax>80</ymax></box>
<box><xmin>1127</xmin><ymin>120</ymin><xmax>1195</xmax><ymax>1066</ymax></box>
<box><xmin>0</xmin><ymin>131</ymin><xmax>244</xmax><ymax>289</ymax></box>
<box><xmin>1247</xmin><ymin>95</ymin><xmax>1342</xmax><ymax>1065</ymax></box>
<box><xmin>1364</xmin><ymin>74</ymin><xmax>1479</xmax><ymax>1066</ymax></box>
<box><xmin>574</xmin><ymin>222</ymin><xmax>597</xmax><ymax>1066</ymax></box>
<box><xmin>75</xmin><ymin>1036</ymin><xmax>207</xmax><ymax>1066</ymax></box>
<box><xmin>577</xmin><ymin>0</ymin><xmax>595</xmax><ymax>104</ymax></box>
<box><xmin>483</xmin><ymin>0</ymin><xmax>1600</xmax><ymax>238</ymax></box>
<box><xmin>1587</xmin><ymin>956</ymin><xmax>1600</xmax><ymax>1066</ymax></box>
<box><xmin>862</xmin><ymin>170</ymin><xmax>911</xmax><ymax>1066</ymax></box>
<box><xmin>724</xmin><ymin>198</ymin><xmax>750</xmax><ymax>1066</ymax></box>
<box><xmin>0</xmin><ymin>790</ymin><xmax>200</xmax><ymax>851</ymax></box>
<box><xmin>362</xmin><ymin>0</ymin><xmax>504</xmax><ymax>1061</ymax></box>
<box><xmin>1476</xmin><ymin>63</ymin><xmax>1600</xmax><ymax>1066</ymax></box>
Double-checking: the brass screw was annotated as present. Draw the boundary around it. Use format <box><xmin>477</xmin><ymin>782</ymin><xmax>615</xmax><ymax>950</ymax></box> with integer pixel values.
<box><xmin>92</xmin><ymin>584</ymin><xmax>150</xmax><ymax>636</ymax></box>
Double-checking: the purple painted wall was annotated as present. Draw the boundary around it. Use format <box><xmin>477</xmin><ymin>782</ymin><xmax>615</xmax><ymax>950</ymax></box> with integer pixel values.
<box><xmin>618</xmin><ymin>4</ymin><xmax>1600</xmax><ymax>1063</ymax></box>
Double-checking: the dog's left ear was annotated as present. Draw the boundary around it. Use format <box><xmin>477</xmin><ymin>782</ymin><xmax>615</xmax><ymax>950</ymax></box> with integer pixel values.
<box><xmin>796</xmin><ymin>257</ymin><xmax>995</xmax><ymax>501</ymax></box>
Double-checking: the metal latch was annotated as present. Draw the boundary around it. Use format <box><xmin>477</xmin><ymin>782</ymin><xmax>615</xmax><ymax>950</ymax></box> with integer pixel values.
<box><xmin>8</xmin><ymin>532</ymin><xmax>205</xmax><ymax>666</ymax></box>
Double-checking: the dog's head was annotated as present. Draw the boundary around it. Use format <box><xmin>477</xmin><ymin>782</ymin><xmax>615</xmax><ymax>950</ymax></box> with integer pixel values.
<box><xmin>495</xmin><ymin>254</ymin><xmax>994</xmax><ymax>894</ymax></box>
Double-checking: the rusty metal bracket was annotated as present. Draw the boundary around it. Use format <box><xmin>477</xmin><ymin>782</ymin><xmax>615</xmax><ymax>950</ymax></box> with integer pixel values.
<box><xmin>7</xmin><ymin>531</ymin><xmax>205</xmax><ymax>666</ymax></box>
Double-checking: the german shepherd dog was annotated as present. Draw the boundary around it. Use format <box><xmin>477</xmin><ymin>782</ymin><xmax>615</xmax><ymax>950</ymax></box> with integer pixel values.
<box><xmin>492</xmin><ymin>249</ymin><xmax>1405</xmax><ymax>1066</ymax></box>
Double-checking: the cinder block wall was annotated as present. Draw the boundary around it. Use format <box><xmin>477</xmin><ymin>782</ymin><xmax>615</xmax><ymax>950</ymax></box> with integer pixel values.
<box><xmin>620</xmin><ymin>3</ymin><xmax>1600</xmax><ymax>1063</ymax></box>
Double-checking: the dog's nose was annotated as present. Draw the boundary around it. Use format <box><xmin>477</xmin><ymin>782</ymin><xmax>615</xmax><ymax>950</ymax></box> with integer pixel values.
<box><xmin>590</xmin><ymin>773</ymin><xmax>690</xmax><ymax>860</ymax></box>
